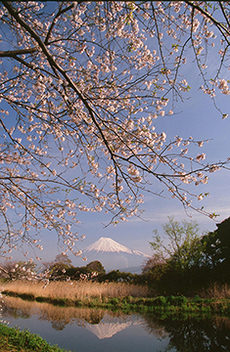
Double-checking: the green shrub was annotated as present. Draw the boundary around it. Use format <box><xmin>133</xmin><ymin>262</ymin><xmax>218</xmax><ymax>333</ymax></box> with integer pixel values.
<box><xmin>153</xmin><ymin>296</ymin><xmax>168</xmax><ymax>306</ymax></box>
<box><xmin>74</xmin><ymin>299</ymin><xmax>83</xmax><ymax>307</ymax></box>
<box><xmin>19</xmin><ymin>293</ymin><xmax>35</xmax><ymax>301</ymax></box>
<box><xmin>109</xmin><ymin>297</ymin><xmax>120</xmax><ymax>305</ymax></box>
<box><xmin>192</xmin><ymin>295</ymin><xmax>202</xmax><ymax>303</ymax></box>
<box><xmin>36</xmin><ymin>296</ymin><xmax>50</xmax><ymax>303</ymax></box>
<box><xmin>0</xmin><ymin>323</ymin><xmax>69</xmax><ymax>351</ymax></box>
<box><xmin>168</xmin><ymin>295</ymin><xmax>188</xmax><ymax>306</ymax></box>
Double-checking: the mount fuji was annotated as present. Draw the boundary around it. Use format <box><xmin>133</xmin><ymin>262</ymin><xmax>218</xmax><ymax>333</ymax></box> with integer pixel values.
<box><xmin>85</xmin><ymin>314</ymin><xmax>143</xmax><ymax>339</ymax></box>
<box><xmin>82</xmin><ymin>237</ymin><xmax>150</xmax><ymax>273</ymax></box>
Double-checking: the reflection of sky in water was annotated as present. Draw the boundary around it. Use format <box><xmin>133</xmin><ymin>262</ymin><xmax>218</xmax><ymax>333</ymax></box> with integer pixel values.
<box><xmin>2</xmin><ymin>297</ymin><xmax>171</xmax><ymax>352</ymax></box>
<box><xmin>4</xmin><ymin>314</ymin><xmax>170</xmax><ymax>352</ymax></box>
<box><xmin>2</xmin><ymin>296</ymin><xmax>230</xmax><ymax>352</ymax></box>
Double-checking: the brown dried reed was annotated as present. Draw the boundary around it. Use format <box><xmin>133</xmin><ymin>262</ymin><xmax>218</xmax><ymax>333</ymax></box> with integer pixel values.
<box><xmin>199</xmin><ymin>283</ymin><xmax>230</xmax><ymax>299</ymax></box>
<box><xmin>1</xmin><ymin>280</ymin><xmax>148</xmax><ymax>301</ymax></box>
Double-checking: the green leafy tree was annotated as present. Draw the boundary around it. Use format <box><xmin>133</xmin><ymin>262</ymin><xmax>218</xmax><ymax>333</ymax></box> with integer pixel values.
<box><xmin>65</xmin><ymin>261</ymin><xmax>105</xmax><ymax>280</ymax></box>
<box><xmin>43</xmin><ymin>253</ymin><xmax>73</xmax><ymax>279</ymax></box>
<box><xmin>146</xmin><ymin>216</ymin><xmax>207</xmax><ymax>294</ymax></box>
<box><xmin>86</xmin><ymin>261</ymin><xmax>106</xmax><ymax>274</ymax></box>
<box><xmin>142</xmin><ymin>254</ymin><xmax>169</xmax><ymax>292</ymax></box>
<box><xmin>150</xmin><ymin>216</ymin><xmax>204</xmax><ymax>272</ymax></box>
<box><xmin>97</xmin><ymin>269</ymin><xmax>135</xmax><ymax>283</ymax></box>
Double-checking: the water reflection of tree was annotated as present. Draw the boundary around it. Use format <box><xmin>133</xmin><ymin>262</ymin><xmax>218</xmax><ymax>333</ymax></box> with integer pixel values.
<box><xmin>139</xmin><ymin>313</ymin><xmax>167</xmax><ymax>339</ymax></box>
<box><xmin>3</xmin><ymin>296</ymin><xmax>128</xmax><ymax>331</ymax></box>
<box><xmin>143</xmin><ymin>314</ymin><xmax>230</xmax><ymax>352</ymax></box>
<box><xmin>167</xmin><ymin>318</ymin><xmax>230</xmax><ymax>352</ymax></box>
<box><xmin>39</xmin><ymin>306</ymin><xmax>107</xmax><ymax>331</ymax></box>
<box><xmin>3</xmin><ymin>296</ymin><xmax>230</xmax><ymax>350</ymax></box>
<box><xmin>2</xmin><ymin>302</ymin><xmax>31</xmax><ymax>320</ymax></box>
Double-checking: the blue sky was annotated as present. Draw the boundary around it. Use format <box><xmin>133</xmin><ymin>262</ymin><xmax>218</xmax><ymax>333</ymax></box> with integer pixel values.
<box><xmin>32</xmin><ymin>77</ymin><xmax>230</xmax><ymax>266</ymax></box>
<box><xmin>73</xmin><ymin>55</ymin><xmax>230</xmax><ymax>263</ymax></box>
<box><xmin>7</xmin><ymin>45</ymin><xmax>230</xmax><ymax>266</ymax></box>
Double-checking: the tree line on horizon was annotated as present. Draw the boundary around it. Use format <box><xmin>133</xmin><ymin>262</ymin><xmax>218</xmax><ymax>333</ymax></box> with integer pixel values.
<box><xmin>1</xmin><ymin>216</ymin><xmax>230</xmax><ymax>295</ymax></box>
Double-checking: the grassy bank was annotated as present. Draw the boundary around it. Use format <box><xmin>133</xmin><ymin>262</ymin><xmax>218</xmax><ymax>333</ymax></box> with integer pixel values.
<box><xmin>1</xmin><ymin>281</ymin><xmax>230</xmax><ymax>316</ymax></box>
<box><xmin>0</xmin><ymin>323</ymin><xmax>70</xmax><ymax>352</ymax></box>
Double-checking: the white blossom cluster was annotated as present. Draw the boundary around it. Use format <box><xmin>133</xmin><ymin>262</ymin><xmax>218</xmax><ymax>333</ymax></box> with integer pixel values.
<box><xmin>0</xmin><ymin>1</ymin><xmax>229</xmax><ymax>258</ymax></box>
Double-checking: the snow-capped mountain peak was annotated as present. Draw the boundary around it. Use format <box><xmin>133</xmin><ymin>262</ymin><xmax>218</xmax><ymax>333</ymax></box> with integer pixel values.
<box><xmin>84</xmin><ymin>237</ymin><xmax>149</xmax><ymax>257</ymax></box>
<box><xmin>81</xmin><ymin>237</ymin><xmax>150</xmax><ymax>273</ymax></box>
<box><xmin>84</xmin><ymin>237</ymin><xmax>133</xmax><ymax>254</ymax></box>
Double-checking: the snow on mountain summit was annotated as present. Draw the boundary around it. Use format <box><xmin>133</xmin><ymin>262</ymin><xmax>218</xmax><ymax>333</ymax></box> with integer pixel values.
<box><xmin>84</xmin><ymin>237</ymin><xmax>149</xmax><ymax>257</ymax></box>
<box><xmin>81</xmin><ymin>237</ymin><xmax>150</xmax><ymax>272</ymax></box>
<box><xmin>84</xmin><ymin>237</ymin><xmax>133</xmax><ymax>254</ymax></box>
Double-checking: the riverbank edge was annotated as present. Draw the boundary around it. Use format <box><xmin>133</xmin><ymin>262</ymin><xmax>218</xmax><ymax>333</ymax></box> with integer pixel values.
<box><xmin>2</xmin><ymin>289</ymin><xmax>230</xmax><ymax>316</ymax></box>
<box><xmin>0</xmin><ymin>323</ymin><xmax>70</xmax><ymax>352</ymax></box>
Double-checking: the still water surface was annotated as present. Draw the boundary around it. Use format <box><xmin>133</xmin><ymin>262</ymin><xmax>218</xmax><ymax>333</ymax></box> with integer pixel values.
<box><xmin>2</xmin><ymin>296</ymin><xmax>230</xmax><ymax>352</ymax></box>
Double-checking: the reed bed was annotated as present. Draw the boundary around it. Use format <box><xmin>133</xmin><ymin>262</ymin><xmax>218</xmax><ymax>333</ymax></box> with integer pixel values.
<box><xmin>1</xmin><ymin>280</ymin><xmax>149</xmax><ymax>301</ymax></box>
<box><xmin>199</xmin><ymin>283</ymin><xmax>230</xmax><ymax>299</ymax></box>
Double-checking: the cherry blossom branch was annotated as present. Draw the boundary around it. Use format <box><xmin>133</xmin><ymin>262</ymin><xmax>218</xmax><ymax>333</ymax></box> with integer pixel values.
<box><xmin>0</xmin><ymin>1</ymin><xmax>229</xmax><ymax>258</ymax></box>
<box><xmin>0</xmin><ymin>48</ymin><xmax>37</xmax><ymax>57</ymax></box>
<box><xmin>44</xmin><ymin>3</ymin><xmax>75</xmax><ymax>45</ymax></box>
<box><xmin>218</xmin><ymin>1</ymin><xmax>230</xmax><ymax>28</ymax></box>
<box><xmin>185</xmin><ymin>1</ymin><xmax>230</xmax><ymax>42</ymax></box>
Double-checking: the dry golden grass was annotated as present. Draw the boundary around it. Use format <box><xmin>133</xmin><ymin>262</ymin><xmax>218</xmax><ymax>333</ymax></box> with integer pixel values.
<box><xmin>1</xmin><ymin>280</ymin><xmax>148</xmax><ymax>301</ymax></box>
<box><xmin>199</xmin><ymin>283</ymin><xmax>230</xmax><ymax>299</ymax></box>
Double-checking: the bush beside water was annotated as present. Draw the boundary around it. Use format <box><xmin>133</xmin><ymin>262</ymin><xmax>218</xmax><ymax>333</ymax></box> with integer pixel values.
<box><xmin>0</xmin><ymin>323</ymin><xmax>69</xmax><ymax>352</ymax></box>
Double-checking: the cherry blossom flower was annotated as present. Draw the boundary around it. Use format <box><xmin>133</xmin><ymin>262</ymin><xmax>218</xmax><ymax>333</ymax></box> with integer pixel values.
<box><xmin>0</xmin><ymin>1</ymin><xmax>228</xmax><ymax>260</ymax></box>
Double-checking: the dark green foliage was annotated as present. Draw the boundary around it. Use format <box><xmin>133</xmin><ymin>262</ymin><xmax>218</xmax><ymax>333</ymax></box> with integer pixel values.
<box><xmin>65</xmin><ymin>266</ymin><xmax>79</xmax><ymax>278</ymax></box>
<box><xmin>192</xmin><ymin>295</ymin><xmax>202</xmax><ymax>303</ymax></box>
<box><xmin>97</xmin><ymin>270</ymin><xmax>147</xmax><ymax>285</ymax></box>
<box><xmin>109</xmin><ymin>297</ymin><xmax>120</xmax><ymax>305</ymax></box>
<box><xmin>19</xmin><ymin>293</ymin><xmax>35</xmax><ymax>301</ymax></box>
<box><xmin>0</xmin><ymin>323</ymin><xmax>69</xmax><ymax>351</ymax></box>
<box><xmin>67</xmin><ymin>261</ymin><xmax>106</xmax><ymax>280</ymax></box>
<box><xmin>36</xmin><ymin>296</ymin><xmax>50</xmax><ymax>303</ymax></box>
<box><xmin>2</xmin><ymin>291</ymin><xmax>35</xmax><ymax>301</ymax></box>
<box><xmin>44</xmin><ymin>254</ymin><xmax>74</xmax><ymax>280</ymax></box>
<box><xmin>168</xmin><ymin>295</ymin><xmax>188</xmax><ymax>306</ymax></box>
<box><xmin>202</xmin><ymin>217</ymin><xmax>230</xmax><ymax>283</ymax></box>
<box><xmin>52</xmin><ymin>298</ymin><xmax>70</xmax><ymax>306</ymax></box>
<box><xmin>86</xmin><ymin>260</ymin><xmax>106</xmax><ymax>274</ymax></box>
<box><xmin>68</xmin><ymin>260</ymin><xmax>106</xmax><ymax>279</ymax></box>
<box><xmin>44</xmin><ymin>258</ymin><xmax>106</xmax><ymax>281</ymax></box>
<box><xmin>144</xmin><ymin>216</ymin><xmax>230</xmax><ymax>295</ymax></box>
<box><xmin>98</xmin><ymin>270</ymin><xmax>130</xmax><ymax>282</ymax></box>
<box><xmin>158</xmin><ymin>316</ymin><xmax>230</xmax><ymax>351</ymax></box>
<box><xmin>153</xmin><ymin>296</ymin><xmax>168</xmax><ymax>306</ymax></box>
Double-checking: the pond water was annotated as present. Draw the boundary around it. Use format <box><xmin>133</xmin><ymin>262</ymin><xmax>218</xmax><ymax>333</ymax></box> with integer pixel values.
<box><xmin>1</xmin><ymin>296</ymin><xmax>230</xmax><ymax>352</ymax></box>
